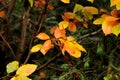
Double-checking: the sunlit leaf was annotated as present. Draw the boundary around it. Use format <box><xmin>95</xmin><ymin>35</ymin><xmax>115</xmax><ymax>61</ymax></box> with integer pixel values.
<box><xmin>58</xmin><ymin>21</ymin><xmax>69</xmax><ymax>30</ymax></box>
<box><xmin>116</xmin><ymin>2</ymin><xmax>120</xmax><ymax>10</ymax></box>
<box><xmin>6</xmin><ymin>61</ymin><xmax>19</xmax><ymax>74</ymax></box>
<box><xmin>54</xmin><ymin>27</ymin><xmax>66</xmax><ymax>39</ymax></box>
<box><xmin>84</xmin><ymin>6</ymin><xmax>98</xmax><ymax>14</ymax></box>
<box><xmin>102</xmin><ymin>20</ymin><xmax>118</xmax><ymax>35</ymax></box>
<box><xmin>28</xmin><ymin>0</ymin><xmax>33</xmax><ymax>7</ymax></box>
<box><xmin>73</xmin><ymin>4</ymin><xmax>84</xmax><ymax>22</ymax></box>
<box><xmin>36</xmin><ymin>33</ymin><xmax>50</xmax><ymax>40</ymax></box>
<box><xmin>64</xmin><ymin>12</ymin><xmax>74</xmax><ymax>19</ymax></box>
<box><xmin>74</xmin><ymin>43</ymin><xmax>87</xmax><ymax>53</ymax></box>
<box><xmin>112</xmin><ymin>23</ymin><xmax>120</xmax><ymax>36</ymax></box>
<box><xmin>10</xmin><ymin>75</ymin><xmax>32</xmax><ymax>80</ymax></box>
<box><xmin>93</xmin><ymin>18</ymin><xmax>105</xmax><ymax>24</ymax></box>
<box><xmin>87</xmin><ymin>0</ymin><xmax>94</xmax><ymax>3</ymax></box>
<box><xmin>67</xmin><ymin>36</ymin><xmax>75</xmax><ymax>41</ymax></box>
<box><xmin>68</xmin><ymin>22</ymin><xmax>76</xmax><ymax>32</ymax></box>
<box><xmin>60</xmin><ymin>0</ymin><xmax>70</xmax><ymax>4</ymax></box>
<box><xmin>111</xmin><ymin>0</ymin><xmax>120</xmax><ymax>6</ymax></box>
<box><xmin>62</xmin><ymin>41</ymin><xmax>76</xmax><ymax>55</ymax></box>
<box><xmin>31</xmin><ymin>44</ymin><xmax>42</xmax><ymax>53</ymax></box>
<box><xmin>16</xmin><ymin>64</ymin><xmax>37</xmax><ymax>76</ymax></box>
<box><xmin>71</xmin><ymin>49</ymin><xmax>81</xmax><ymax>58</ymax></box>
<box><xmin>40</xmin><ymin>40</ymin><xmax>54</xmax><ymax>55</ymax></box>
<box><xmin>50</xmin><ymin>26</ymin><xmax>57</xmax><ymax>34</ymax></box>
<box><xmin>84</xmin><ymin>10</ymin><xmax>93</xmax><ymax>20</ymax></box>
<box><xmin>0</xmin><ymin>11</ymin><xmax>5</xmax><ymax>18</ymax></box>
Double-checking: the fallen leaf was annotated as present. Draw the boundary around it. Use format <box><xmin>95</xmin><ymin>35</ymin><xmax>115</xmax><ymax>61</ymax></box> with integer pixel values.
<box><xmin>40</xmin><ymin>40</ymin><xmax>54</xmax><ymax>55</ymax></box>
<box><xmin>36</xmin><ymin>33</ymin><xmax>50</xmax><ymax>40</ymax></box>
<box><xmin>10</xmin><ymin>75</ymin><xmax>31</xmax><ymax>80</ymax></box>
<box><xmin>64</xmin><ymin>12</ymin><xmax>74</xmax><ymax>19</ymax></box>
<box><xmin>16</xmin><ymin>64</ymin><xmax>37</xmax><ymax>76</ymax></box>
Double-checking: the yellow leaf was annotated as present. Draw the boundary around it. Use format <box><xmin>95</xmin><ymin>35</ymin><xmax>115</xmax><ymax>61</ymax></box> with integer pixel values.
<box><xmin>30</xmin><ymin>44</ymin><xmax>42</xmax><ymax>53</ymax></box>
<box><xmin>74</xmin><ymin>43</ymin><xmax>87</xmax><ymax>53</ymax></box>
<box><xmin>87</xmin><ymin>0</ymin><xmax>94</xmax><ymax>3</ymax></box>
<box><xmin>70</xmin><ymin>49</ymin><xmax>81</xmax><ymax>58</ymax></box>
<box><xmin>68</xmin><ymin>22</ymin><xmax>76</xmax><ymax>32</ymax></box>
<box><xmin>58</xmin><ymin>21</ymin><xmax>69</xmax><ymax>30</ymax></box>
<box><xmin>84</xmin><ymin>6</ymin><xmax>98</xmax><ymax>14</ymax></box>
<box><xmin>28</xmin><ymin>0</ymin><xmax>33</xmax><ymax>7</ymax></box>
<box><xmin>93</xmin><ymin>17</ymin><xmax>105</xmax><ymax>24</ymax></box>
<box><xmin>67</xmin><ymin>36</ymin><xmax>75</xmax><ymax>41</ymax></box>
<box><xmin>60</xmin><ymin>0</ymin><xmax>70</xmax><ymax>4</ymax></box>
<box><xmin>40</xmin><ymin>40</ymin><xmax>54</xmax><ymax>55</ymax></box>
<box><xmin>111</xmin><ymin>0</ymin><xmax>120</xmax><ymax>6</ymax></box>
<box><xmin>16</xmin><ymin>64</ymin><xmax>37</xmax><ymax>76</ymax></box>
<box><xmin>112</xmin><ymin>23</ymin><xmax>120</xmax><ymax>36</ymax></box>
<box><xmin>36</xmin><ymin>33</ymin><xmax>50</xmax><ymax>40</ymax></box>
<box><xmin>54</xmin><ymin>27</ymin><xmax>66</xmax><ymax>39</ymax></box>
<box><xmin>10</xmin><ymin>75</ymin><xmax>31</xmax><ymax>80</ymax></box>
<box><xmin>6</xmin><ymin>61</ymin><xmax>19</xmax><ymax>74</ymax></box>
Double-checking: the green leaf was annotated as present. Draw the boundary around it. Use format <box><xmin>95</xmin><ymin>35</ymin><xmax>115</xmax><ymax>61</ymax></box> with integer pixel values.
<box><xmin>116</xmin><ymin>2</ymin><xmax>120</xmax><ymax>10</ymax></box>
<box><xmin>31</xmin><ymin>44</ymin><xmax>42</xmax><ymax>53</ymax></box>
<box><xmin>97</xmin><ymin>42</ymin><xmax>104</xmax><ymax>55</ymax></box>
<box><xmin>73</xmin><ymin>4</ymin><xmax>84</xmax><ymax>22</ymax></box>
<box><xmin>28</xmin><ymin>0</ymin><xmax>33</xmax><ymax>7</ymax></box>
<box><xmin>84</xmin><ymin>61</ymin><xmax>89</xmax><ymax>68</ymax></box>
<box><xmin>112</xmin><ymin>23</ymin><xmax>120</xmax><ymax>36</ymax></box>
<box><xmin>6</xmin><ymin>61</ymin><xmax>19</xmax><ymax>74</ymax></box>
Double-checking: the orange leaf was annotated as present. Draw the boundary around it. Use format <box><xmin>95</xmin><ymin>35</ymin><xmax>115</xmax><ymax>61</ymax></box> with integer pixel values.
<box><xmin>62</xmin><ymin>41</ymin><xmax>76</xmax><ymax>55</ymax></box>
<box><xmin>62</xmin><ymin>15</ymin><xmax>69</xmax><ymax>21</ymax></box>
<box><xmin>40</xmin><ymin>0</ymin><xmax>46</xmax><ymax>5</ymax></box>
<box><xmin>111</xmin><ymin>0</ymin><xmax>120</xmax><ymax>6</ymax></box>
<box><xmin>70</xmin><ymin>49</ymin><xmax>81</xmax><ymax>58</ymax></box>
<box><xmin>68</xmin><ymin>22</ymin><xmax>76</xmax><ymax>32</ymax></box>
<box><xmin>50</xmin><ymin>26</ymin><xmax>57</xmax><ymax>34</ymax></box>
<box><xmin>102</xmin><ymin>20</ymin><xmax>119</xmax><ymax>35</ymax></box>
<box><xmin>34</xmin><ymin>1</ymin><xmax>40</xmax><ymax>7</ymax></box>
<box><xmin>105</xmin><ymin>15</ymin><xmax>119</xmax><ymax>22</ymax></box>
<box><xmin>48</xmin><ymin>5</ymin><xmax>54</xmax><ymax>10</ymax></box>
<box><xmin>54</xmin><ymin>27</ymin><xmax>66</xmax><ymax>39</ymax></box>
<box><xmin>64</xmin><ymin>12</ymin><xmax>74</xmax><ymax>19</ymax></box>
<box><xmin>40</xmin><ymin>40</ymin><xmax>54</xmax><ymax>55</ymax></box>
<box><xmin>36</xmin><ymin>33</ymin><xmax>50</xmax><ymax>40</ymax></box>
<box><xmin>0</xmin><ymin>11</ymin><xmax>5</xmax><ymax>18</ymax></box>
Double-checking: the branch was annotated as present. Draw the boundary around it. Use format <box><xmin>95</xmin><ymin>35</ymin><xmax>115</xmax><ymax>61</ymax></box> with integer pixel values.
<box><xmin>0</xmin><ymin>33</ymin><xmax>17</xmax><ymax>60</ymax></box>
<box><xmin>37</xmin><ymin>53</ymin><xmax>61</xmax><ymax>70</ymax></box>
<box><xmin>78</xmin><ymin>29</ymin><xmax>102</xmax><ymax>40</ymax></box>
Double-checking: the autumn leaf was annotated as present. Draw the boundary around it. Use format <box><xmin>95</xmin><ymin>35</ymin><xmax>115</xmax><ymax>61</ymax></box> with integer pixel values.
<box><xmin>93</xmin><ymin>17</ymin><xmax>105</xmax><ymax>24</ymax></box>
<box><xmin>60</xmin><ymin>0</ymin><xmax>70</xmax><ymax>4</ymax></box>
<box><xmin>87</xmin><ymin>0</ymin><xmax>94</xmax><ymax>3</ymax></box>
<box><xmin>0</xmin><ymin>11</ymin><xmax>5</xmax><ymax>18</ymax></box>
<box><xmin>54</xmin><ymin>27</ymin><xmax>66</xmax><ymax>39</ymax></box>
<box><xmin>68</xmin><ymin>22</ymin><xmax>76</xmax><ymax>32</ymax></box>
<box><xmin>111</xmin><ymin>0</ymin><xmax>120</xmax><ymax>6</ymax></box>
<box><xmin>10</xmin><ymin>75</ymin><xmax>31</xmax><ymax>80</ymax></box>
<box><xmin>58</xmin><ymin>21</ymin><xmax>69</xmax><ymax>30</ymax></box>
<box><xmin>16</xmin><ymin>64</ymin><xmax>37</xmax><ymax>76</ymax></box>
<box><xmin>112</xmin><ymin>23</ymin><xmax>120</xmax><ymax>36</ymax></box>
<box><xmin>28</xmin><ymin>0</ymin><xmax>33</xmax><ymax>7</ymax></box>
<box><xmin>116</xmin><ymin>1</ymin><xmax>120</xmax><ymax>10</ymax></box>
<box><xmin>36</xmin><ymin>33</ymin><xmax>50</xmax><ymax>40</ymax></box>
<box><xmin>40</xmin><ymin>40</ymin><xmax>54</xmax><ymax>55</ymax></box>
<box><xmin>48</xmin><ymin>5</ymin><xmax>54</xmax><ymax>10</ymax></box>
<box><xmin>74</xmin><ymin>43</ymin><xmax>87</xmax><ymax>53</ymax></box>
<box><xmin>31</xmin><ymin>44</ymin><xmax>42</xmax><ymax>53</ymax></box>
<box><xmin>64</xmin><ymin>12</ymin><xmax>74</xmax><ymax>19</ymax></box>
<box><xmin>84</xmin><ymin>6</ymin><xmax>98</xmax><ymax>14</ymax></box>
<box><xmin>6</xmin><ymin>61</ymin><xmax>19</xmax><ymax>74</ymax></box>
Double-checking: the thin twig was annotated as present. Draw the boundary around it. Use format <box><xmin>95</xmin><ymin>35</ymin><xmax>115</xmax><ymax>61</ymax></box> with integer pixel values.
<box><xmin>79</xmin><ymin>29</ymin><xmax>102</xmax><ymax>40</ymax></box>
<box><xmin>37</xmin><ymin>53</ymin><xmax>61</xmax><ymax>70</ymax></box>
<box><xmin>0</xmin><ymin>33</ymin><xmax>17</xmax><ymax>60</ymax></box>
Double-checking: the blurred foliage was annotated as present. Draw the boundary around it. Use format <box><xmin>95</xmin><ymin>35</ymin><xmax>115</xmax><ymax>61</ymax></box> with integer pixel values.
<box><xmin>0</xmin><ymin>0</ymin><xmax>120</xmax><ymax>80</ymax></box>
